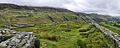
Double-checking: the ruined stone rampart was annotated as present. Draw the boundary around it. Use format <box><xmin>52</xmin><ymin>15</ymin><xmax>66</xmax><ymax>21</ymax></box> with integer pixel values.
<box><xmin>94</xmin><ymin>23</ymin><xmax>120</xmax><ymax>48</ymax></box>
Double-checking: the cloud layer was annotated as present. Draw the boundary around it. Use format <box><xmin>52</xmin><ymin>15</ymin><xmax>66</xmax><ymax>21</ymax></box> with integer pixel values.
<box><xmin>0</xmin><ymin>0</ymin><xmax>120</xmax><ymax>16</ymax></box>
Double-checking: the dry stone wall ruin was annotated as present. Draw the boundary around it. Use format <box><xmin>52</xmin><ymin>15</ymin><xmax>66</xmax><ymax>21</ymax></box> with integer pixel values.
<box><xmin>0</xmin><ymin>24</ymin><xmax>35</xmax><ymax>29</ymax></box>
<box><xmin>0</xmin><ymin>29</ymin><xmax>38</xmax><ymax>48</ymax></box>
<box><xmin>94</xmin><ymin>23</ymin><xmax>120</xmax><ymax>48</ymax></box>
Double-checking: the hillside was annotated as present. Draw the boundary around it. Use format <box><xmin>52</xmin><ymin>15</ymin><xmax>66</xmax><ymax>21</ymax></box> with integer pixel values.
<box><xmin>0</xmin><ymin>3</ymin><xmax>119</xmax><ymax>24</ymax></box>
<box><xmin>0</xmin><ymin>3</ymin><xmax>81</xmax><ymax>24</ymax></box>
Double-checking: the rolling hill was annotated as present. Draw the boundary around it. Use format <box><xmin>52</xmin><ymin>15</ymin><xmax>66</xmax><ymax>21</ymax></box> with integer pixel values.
<box><xmin>0</xmin><ymin>3</ymin><xmax>119</xmax><ymax>25</ymax></box>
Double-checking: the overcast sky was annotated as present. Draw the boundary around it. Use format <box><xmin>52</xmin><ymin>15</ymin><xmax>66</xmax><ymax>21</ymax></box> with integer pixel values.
<box><xmin>0</xmin><ymin>0</ymin><xmax>120</xmax><ymax>16</ymax></box>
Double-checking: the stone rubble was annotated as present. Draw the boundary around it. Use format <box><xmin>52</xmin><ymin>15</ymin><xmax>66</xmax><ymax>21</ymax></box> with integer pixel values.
<box><xmin>0</xmin><ymin>29</ymin><xmax>37</xmax><ymax>48</ymax></box>
<box><xmin>94</xmin><ymin>23</ymin><xmax>120</xmax><ymax>48</ymax></box>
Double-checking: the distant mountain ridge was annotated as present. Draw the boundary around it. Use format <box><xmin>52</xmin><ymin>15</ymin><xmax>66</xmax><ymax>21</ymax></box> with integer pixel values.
<box><xmin>0</xmin><ymin>3</ymin><xmax>72</xmax><ymax>12</ymax></box>
<box><xmin>0</xmin><ymin>3</ymin><xmax>119</xmax><ymax>24</ymax></box>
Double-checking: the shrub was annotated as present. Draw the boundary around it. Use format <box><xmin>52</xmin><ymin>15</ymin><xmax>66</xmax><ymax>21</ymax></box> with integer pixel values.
<box><xmin>39</xmin><ymin>33</ymin><xmax>61</xmax><ymax>41</ymax></box>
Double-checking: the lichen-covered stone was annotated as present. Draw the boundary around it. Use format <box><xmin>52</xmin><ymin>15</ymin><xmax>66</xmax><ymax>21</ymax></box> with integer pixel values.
<box><xmin>0</xmin><ymin>29</ymin><xmax>38</xmax><ymax>48</ymax></box>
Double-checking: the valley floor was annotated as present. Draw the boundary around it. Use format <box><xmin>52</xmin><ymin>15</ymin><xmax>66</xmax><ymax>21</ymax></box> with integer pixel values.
<box><xmin>11</xmin><ymin>21</ymin><xmax>115</xmax><ymax>48</ymax></box>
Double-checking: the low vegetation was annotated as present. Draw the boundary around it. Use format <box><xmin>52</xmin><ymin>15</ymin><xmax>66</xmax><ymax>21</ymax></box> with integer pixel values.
<box><xmin>14</xmin><ymin>21</ymin><xmax>115</xmax><ymax>48</ymax></box>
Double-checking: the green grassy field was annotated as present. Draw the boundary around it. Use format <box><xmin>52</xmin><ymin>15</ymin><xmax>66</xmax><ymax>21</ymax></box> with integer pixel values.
<box><xmin>13</xmin><ymin>21</ymin><xmax>115</xmax><ymax>48</ymax></box>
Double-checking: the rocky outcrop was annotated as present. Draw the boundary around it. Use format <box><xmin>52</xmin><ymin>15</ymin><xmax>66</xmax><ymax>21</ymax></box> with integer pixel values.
<box><xmin>94</xmin><ymin>23</ymin><xmax>120</xmax><ymax>48</ymax></box>
<box><xmin>0</xmin><ymin>29</ymin><xmax>38</xmax><ymax>48</ymax></box>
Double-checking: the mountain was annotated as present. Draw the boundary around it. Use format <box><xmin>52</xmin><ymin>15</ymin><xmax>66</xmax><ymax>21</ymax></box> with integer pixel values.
<box><xmin>74</xmin><ymin>13</ymin><xmax>119</xmax><ymax>24</ymax></box>
<box><xmin>0</xmin><ymin>3</ymin><xmax>78</xmax><ymax>24</ymax></box>
<box><xmin>0</xmin><ymin>3</ymin><xmax>119</xmax><ymax>25</ymax></box>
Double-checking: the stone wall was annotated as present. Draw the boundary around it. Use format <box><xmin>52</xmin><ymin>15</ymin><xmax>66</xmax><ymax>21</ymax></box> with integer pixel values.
<box><xmin>1</xmin><ymin>24</ymin><xmax>35</xmax><ymax>29</ymax></box>
<box><xmin>94</xmin><ymin>23</ymin><xmax>120</xmax><ymax>48</ymax></box>
<box><xmin>0</xmin><ymin>29</ymin><xmax>38</xmax><ymax>48</ymax></box>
